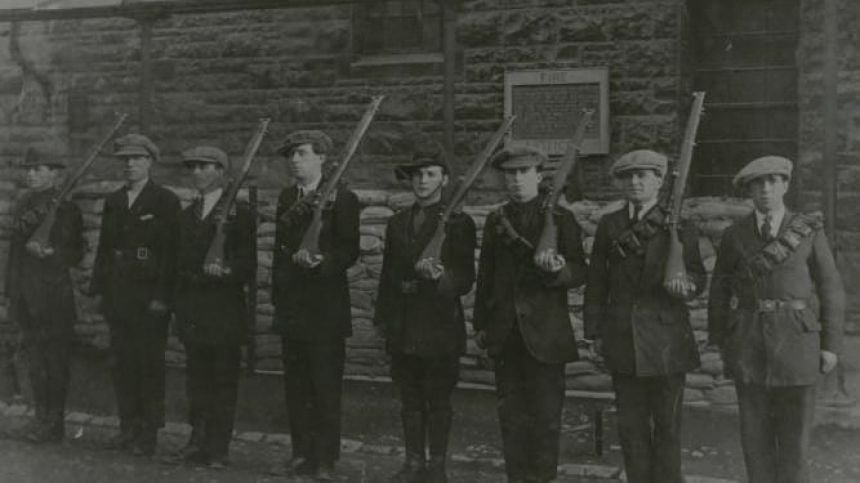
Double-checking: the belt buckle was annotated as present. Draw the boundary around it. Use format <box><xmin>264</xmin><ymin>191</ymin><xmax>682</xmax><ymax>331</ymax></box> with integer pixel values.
<box><xmin>759</xmin><ymin>299</ymin><xmax>776</xmax><ymax>312</ymax></box>
<box><xmin>136</xmin><ymin>247</ymin><xmax>149</xmax><ymax>261</ymax></box>
<box><xmin>400</xmin><ymin>280</ymin><xmax>418</xmax><ymax>294</ymax></box>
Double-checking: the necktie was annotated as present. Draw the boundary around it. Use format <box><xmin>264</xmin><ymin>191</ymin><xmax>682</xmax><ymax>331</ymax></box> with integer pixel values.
<box><xmin>632</xmin><ymin>204</ymin><xmax>643</xmax><ymax>222</ymax></box>
<box><xmin>413</xmin><ymin>207</ymin><xmax>426</xmax><ymax>234</ymax></box>
<box><xmin>192</xmin><ymin>197</ymin><xmax>203</xmax><ymax>220</ymax></box>
<box><xmin>761</xmin><ymin>214</ymin><xmax>774</xmax><ymax>242</ymax></box>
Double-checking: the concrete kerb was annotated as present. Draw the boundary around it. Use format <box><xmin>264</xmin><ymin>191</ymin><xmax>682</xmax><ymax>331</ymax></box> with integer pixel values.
<box><xmin>0</xmin><ymin>401</ymin><xmax>741</xmax><ymax>482</ymax></box>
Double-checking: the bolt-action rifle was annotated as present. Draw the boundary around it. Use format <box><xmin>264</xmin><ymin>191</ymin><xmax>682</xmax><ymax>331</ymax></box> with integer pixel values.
<box><xmin>663</xmin><ymin>91</ymin><xmax>706</xmax><ymax>287</ymax></box>
<box><xmin>28</xmin><ymin>113</ymin><xmax>128</xmax><ymax>250</ymax></box>
<box><xmin>534</xmin><ymin>109</ymin><xmax>594</xmax><ymax>256</ymax></box>
<box><xmin>297</xmin><ymin>95</ymin><xmax>385</xmax><ymax>258</ymax></box>
<box><xmin>203</xmin><ymin>117</ymin><xmax>271</xmax><ymax>269</ymax></box>
<box><xmin>416</xmin><ymin>115</ymin><xmax>516</xmax><ymax>265</ymax></box>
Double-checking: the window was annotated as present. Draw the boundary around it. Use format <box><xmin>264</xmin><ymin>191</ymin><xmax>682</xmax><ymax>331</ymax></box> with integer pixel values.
<box><xmin>354</xmin><ymin>0</ymin><xmax>442</xmax><ymax>55</ymax></box>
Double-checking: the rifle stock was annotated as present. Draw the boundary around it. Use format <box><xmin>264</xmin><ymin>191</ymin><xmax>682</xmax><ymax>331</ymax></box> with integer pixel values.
<box><xmin>418</xmin><ymin>115</ymin><xmax>516</xmax><ymax>262</ymax></box>
<box><xmin>534</xmin><ymin>109</ymin><xmax>594</xmax><ymax>255</ymax></box>
<box><xmin>298</xmin><ymin>95</ymin><xmax>385</xmax><ymax>256</ymax></box>
<box><xmin>28</xmin><ymin>113</ymin><xmax>128</xmax><ymax>248</ymax></box>
<box><xmin>203</xmin><ymin>118</ymin><xmax>270</xmax><ymax>268</ymax></box>
<box><xmin>663</xmin><ymin>92</ymin><xmax>706</xmax><ymax>286</ymax></box>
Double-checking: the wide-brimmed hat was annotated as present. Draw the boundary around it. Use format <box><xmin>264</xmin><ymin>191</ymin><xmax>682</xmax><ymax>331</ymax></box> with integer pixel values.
<box><xmin>394</xmin><ymin>140</ymin><xmax>450</xmax><ymax>180</ymax></box>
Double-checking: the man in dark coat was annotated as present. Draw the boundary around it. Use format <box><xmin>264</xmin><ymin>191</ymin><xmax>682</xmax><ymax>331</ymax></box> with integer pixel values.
<box><xmin>5</xmin><ymin>149</ymin><xmax>83</xmax><ymax>443</ymax></box>
<box><xmin>173</xmin><ymin>146</ymin><xmax>256</xmax><ymax>468</ymax></box>
<box><xmin>90</xmin><ymin>134</ymin><xmax>181</xmax><ymax>456</ymax></box>
<box><xmin>374</xmin><ymin>141</ymin><xmax>476</xmax><ymax>483</ymax></box>
<box><xmin>473</xmin><ymin>146</ymin><xmax>587</xmax><ymax>483</ymax></box>
<box><xmin>271</xmin><ymin>130</ymin><xmax>360</xmax><ymax>481</ymax></box>
<box><xmin>584</xmin><ymin>150</ymin><xmax>706</xmax><ymax>483</ymax></box>
<box><xmin>708</xmin><ymin>155</ymin><xmax>844</xmax><ymax>483</ymax></box>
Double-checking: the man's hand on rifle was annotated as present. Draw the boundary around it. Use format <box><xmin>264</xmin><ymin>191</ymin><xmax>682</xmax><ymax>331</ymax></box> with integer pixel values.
<box><xmin>203</xmin><ymin>261</ymin><xmax>232</xmax><ymax>278</ymax></box>
<box><xmin>25</xmin><ymin>241</ymin><xmax>54</xmax><ymax>259</ymax></box>
<box><xmin>534</xmin><ymin>249</ymin><xmax>566</xmax><ymax>273</ymax></box>
<box><xmin>292</xmin><ymin>249</ymin><xmax>323</xmax><ymax>269</ymax></box>
<box><xmin>415</xmin><ymin>258</ymin><xmax>444</xmax><ymax>281</ymax></box>
<box><xmin>664</xmin><ymin>277</ymin><xmax>696</xmax><ymax>300</ymax></box>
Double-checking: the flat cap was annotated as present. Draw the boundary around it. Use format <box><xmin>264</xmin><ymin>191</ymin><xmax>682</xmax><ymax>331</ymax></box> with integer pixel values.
<box><xmin>20</xmin><ymin>147</ymin><xmax>67</xmax><ymax>170</ymax></box>
<box><xmin>733</xmin><ymin>155</ymin><xmax>793</xmax><ymax>189</ymax></box>
<box><xmin>182</xmin><ymin>146</ymin><xmax>230</xmax><ymax>169</ymax></box>
<box><xmin>610</xmin><ymin>149</ymin><xmax>668</xmax><ymax>178</ymax></box>
<box><xmin>113</xmin><ymin>133</ymin><xmax>159</xmax><ymax>160</ymax></box>
<box><xmin>395</xmin><ymin>140</ymin><xmax>450</xmax><ymax>180</ymax></box>
<box><xmin>491</xmin><ymin>145</ymin><xmax>547</xmax><ymax>171</ymax></box>
<box><xmin>276</xmin><ymin>130</ymin><xmax>333</xmax><ymax>157</ymax></box>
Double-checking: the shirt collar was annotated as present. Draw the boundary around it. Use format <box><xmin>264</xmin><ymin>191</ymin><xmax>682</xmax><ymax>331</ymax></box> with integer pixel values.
<box><xmin>297</xmin><ymin>176</ymin><xmax>321</xmax><ymax>194</ymax></box>
<box><xmin>201</xmin><ymin>187</ymin><xmax>223</xmax><ymax>205</ymax></box>
<box><xmin>755</xmin><ymin>207</ymin><xmax>786</xmax><ymax>230</ymax></box>
<box><xmin>628</xmin><ymin>198</ymin><xmax>658</xmax><ymax>221</ymax></box>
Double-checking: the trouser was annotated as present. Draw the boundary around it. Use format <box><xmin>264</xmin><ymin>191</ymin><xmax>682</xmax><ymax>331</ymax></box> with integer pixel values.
<box><xmin>736</xmin><ymin>383</ymin><xmax>816</xmax><ymax>483</ymax></box>
<box><xmin>494</xmin><ymin>330</ymin><xmax>566</xmax><ymax>482</ymax></box>
<box><xmin>108</xmin><ymin>311</ymin><xmax>169</xmax><ymax>441</ymax></box>
<box><xmin>185</xmin><ymin>342</ymin><xmax>241</xmax><ymax>460</ymax></box>
<box><xmin>390</xmin><ymin>353</ymin><xmax>460</xmax><ymax>461</ymax></box>
<box><xmin>22</xmin><ymin>331</ymin><xmax>72</xmax><ymax>431</ymax></box>
<box><xmin>281</xmin><ymin>336</ymin><xmax>345</xmax><ymax>468</ymax></box>
<box><xmin>611</xmin><ymin>372</ymin><xmax>686</xmax><ymax>483</ymax></box>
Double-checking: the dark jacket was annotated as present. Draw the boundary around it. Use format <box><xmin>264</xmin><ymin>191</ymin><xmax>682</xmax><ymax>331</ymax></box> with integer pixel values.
<box><xmin>473</xmin><ymin>195</ymin><xmax>587</xmax><ymax>364</ymax></box>
<box><xmin>374</xmin><ymin>203</ymin><xmax>477</xmax><ymax>357</ymax></box>
<box><xmin>584</xmin><ymin>205</ymin><xmax>706</xmax><ymax>376</ymax></box>
<box><xmin>271</xmin><ymin>184</ymin><xmax>360</xmax><ymax>340</ymax></box>
<box><xmin>174</xmin><ymin>196</ymin><xmax>256</xmax><ymax>346</ymax></box>
<box><xmin>708</xmin><ymin>211</ymin><xmax>845</xmax><ymax>386</ymax></box>
<box><xmin>90</xmin><ymin>180</ymin><xmax>181</xmax><ymax>317</ymax></box>
<box><xmin>6</xmin><ymin>188</ymin><xmax>83</xmax><ymax>336</ymax></box>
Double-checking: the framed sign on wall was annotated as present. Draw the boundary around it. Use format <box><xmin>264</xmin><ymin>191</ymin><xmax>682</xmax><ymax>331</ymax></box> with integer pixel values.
<box><xmin>504</xmin><ymin>67</ymin><xmax>610</xmax><ymax>155</ymax></box>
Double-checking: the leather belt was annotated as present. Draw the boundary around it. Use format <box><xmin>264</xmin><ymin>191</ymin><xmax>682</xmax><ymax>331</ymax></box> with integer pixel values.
<box><xmin>755</xmin><ymin>299</ymin><xmax>807</xmax><ymax>313</ymax></box>
<box><xmin>113</xmin><ymin>247</ymin><xmax>150</xmax><ymax>261</ymax></box>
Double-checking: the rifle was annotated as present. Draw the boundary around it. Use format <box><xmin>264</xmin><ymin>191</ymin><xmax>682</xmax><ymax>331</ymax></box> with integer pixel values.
<box><xmin>203</xmin><ymin>117</ymin><xmax>270</xmax><ymax>269</ymax></box>
<box><xmin>663</xmin><ymin>91</ymin><xmax>706</xmax><ymax>286</ymax></box>
<box><xmin>28</xmin><ymin>113</ymin><xmax>128</xmax><ymax>249</ymax></box>
<box><xmin>417</xmin><ymin>115</ymin><xmax>516</xmax><ymax>264</ymax></box>
<box><xmin>297</xmin><ymin>95</ymin><xmax>385</xmax><ymax>257</ymax></box>
<box><xmin>534</xmin><ymin>109</ymin><xmax>594</xmax><ymax>255</ymax></box>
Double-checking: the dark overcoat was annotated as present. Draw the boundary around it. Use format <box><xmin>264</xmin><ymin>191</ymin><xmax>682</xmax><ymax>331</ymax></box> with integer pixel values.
<box><xmin>583</xmin><ymin>205</ymin><xmax>706</xmax><ymax>376</ymax></box>
<box><xmin>708</xmin><ymin>211</ymin><xmax>844</xmax><ymax>386</ymax></box>
<box><xmin>473</xmin><ymin>196</ymin><xmax>587</xmax><ymax>364</ymax></box>
<box><xmin>174</xmin><ymin>198</ymin><xmax>256</xmax><ymax>346</ymax></box>
<box><xmin>90</xmin><ymin>180</ymin><xmax>181</xmax><ymax>318</ymax></box>
<box><xmin>374</xmin><ymin>203</ymin><xmax>477</xmax><ymax>357</ymax></box>
<box><xmin>271</xmin><ymin>185</ymin><xmax>360</xmax><ymax>340</ymax></box>
<box><xmin>6</xmin><ymin>189</ymin><xmax>83</xmax><ymax>336</ymax></box>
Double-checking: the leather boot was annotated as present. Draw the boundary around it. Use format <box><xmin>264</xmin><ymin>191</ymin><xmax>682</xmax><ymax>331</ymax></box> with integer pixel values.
<box><xmin>388</xmin><ymin>411</ymin><xmax>426</xmax><ymax>483</ymax></box>
<box><xmin>426</xmin><ymin>410</ymin><xmax>452</xmax><ymax>483</ymax></box>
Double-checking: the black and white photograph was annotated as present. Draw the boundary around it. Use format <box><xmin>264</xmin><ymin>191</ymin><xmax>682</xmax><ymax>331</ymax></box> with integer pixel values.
<box><xmin>0</xmin><ymin>0</ymin><xmax>857</xmax><ymax>481</ymax></box>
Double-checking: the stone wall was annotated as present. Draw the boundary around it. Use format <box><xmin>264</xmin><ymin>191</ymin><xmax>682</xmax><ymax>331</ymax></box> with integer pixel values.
<box><xmin>0</xmin><ymin>186</ymin><xmax>752</xmax><ymax>408</ymax></box>
<box><xmin>797</xmin><ymin>0</ymin><xmax>860</xmax><ymax>329</ymax></box>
